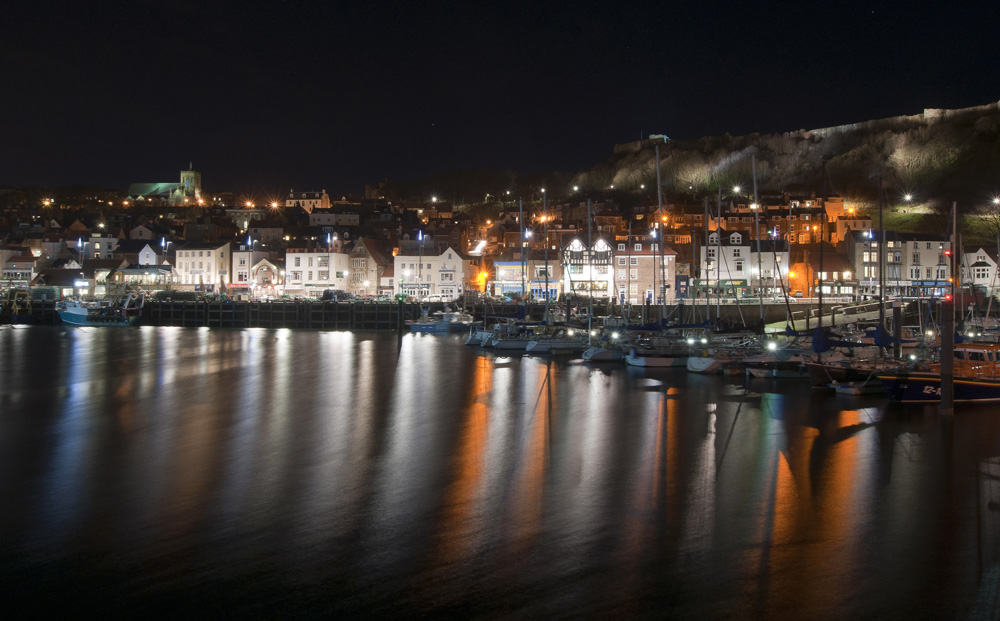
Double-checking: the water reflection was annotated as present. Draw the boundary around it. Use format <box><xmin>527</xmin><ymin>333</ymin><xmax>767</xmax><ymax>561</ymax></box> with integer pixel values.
<box><xmin>0</xmin><ymin>327</ymin><xmax>999</xmax><ymax>617</ymax></box>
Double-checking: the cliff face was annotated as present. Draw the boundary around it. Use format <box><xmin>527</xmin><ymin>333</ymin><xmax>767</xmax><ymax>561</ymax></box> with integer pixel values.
<box><xmin>598</xmin><ymin>101</ymin><xmax>1000</xmax><ymax>205</ymax></box>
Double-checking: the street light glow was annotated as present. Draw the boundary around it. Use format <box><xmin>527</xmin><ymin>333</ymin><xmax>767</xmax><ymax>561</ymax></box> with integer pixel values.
<box><xmin>733</xmin><ymin>185</ymin><xmax>741</xmax><ymax>194</ymax></box>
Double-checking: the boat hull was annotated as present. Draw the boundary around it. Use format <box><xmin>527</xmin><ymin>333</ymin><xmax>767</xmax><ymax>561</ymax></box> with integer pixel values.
<box><xmin>879</xmin><ymin>372</ymin><xmax>1000</xmax><ymax>403</ymax></box>
<box><xmin>582</xmin><ymin>345</ymin><xmax>624</xmax><ymax>362</ymax></box>
<box><xmin>491</xmin><ymin>338</ymin><xmax>531</xmax><ymax>351</ymax></box>
<box><xmin>745</xmin><ymin>360</ymin><xmax>809</xmax><ymax>379</ymax></box>
<box><xmin>409</xmin><ymin>322</ymin><xmax>438</xmax><ymax>333</ymax></box>
<box><xmin>58</xmin><ymin>309</ymin><xmax>138</xmax><ymax>327</ymax></box>
<box><xmin>625</xmin><ymin>349</ymin><xmax>687</xmax><ymax>368</ymax></box>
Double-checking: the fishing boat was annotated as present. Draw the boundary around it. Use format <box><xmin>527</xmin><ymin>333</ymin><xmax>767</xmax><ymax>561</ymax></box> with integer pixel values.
<box><xmin>879</xmin><ymin>342</ymin><xmax>1000</xmax><ymax>403</ymax></box>
<box><xmin>57</xmin><ymin>289</ymin><xmax>145</xmax><ymax>327</ymax></box>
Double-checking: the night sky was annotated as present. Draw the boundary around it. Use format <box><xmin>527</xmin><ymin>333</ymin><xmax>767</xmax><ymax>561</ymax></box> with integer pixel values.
<box><xmin>4</xmin><ymin>0</ymin><xmax>998</xmax><ymax>195</ymax></box>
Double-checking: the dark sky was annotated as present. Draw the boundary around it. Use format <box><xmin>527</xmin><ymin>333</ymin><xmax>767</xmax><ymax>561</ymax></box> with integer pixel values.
<box><xmin>4</xmin><ymin>0</ymin><xmax>998</xmax><ymax>195</ymax></box>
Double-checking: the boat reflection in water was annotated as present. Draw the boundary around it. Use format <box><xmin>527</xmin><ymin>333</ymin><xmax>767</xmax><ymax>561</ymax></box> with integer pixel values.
<box><xmin>1</xmin><ymin>328</ymin><xmax>999</xmax><ymax>618</ymax></box>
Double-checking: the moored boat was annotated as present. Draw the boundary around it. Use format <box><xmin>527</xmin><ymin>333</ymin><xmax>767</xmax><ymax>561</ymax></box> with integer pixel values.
<box><xmin>879</xmin><ymin>342</ymin><xmax>1000</xmax><ymax>403</ymax></box>
<box><xmin>57</xmin><ymin>290</ymin><xmax>144</xmax><ymax>327</ymax></box>
<box><xmin>525</xmin><ymin>327</ymin><xmax>589</xmax><ymax>355</ymax></box>
<box><xmin>409</xmin><ymin>310</ymin><xmax>475</xmax><ymax>333</ymax></box>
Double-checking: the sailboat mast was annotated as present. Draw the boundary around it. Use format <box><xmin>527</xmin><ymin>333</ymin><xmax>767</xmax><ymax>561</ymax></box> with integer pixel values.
<box><xmin>519</xmin><ymin>198</ymin><xmax>525</xmax><ymax>300</ymax></box>
<box><xmin>752</xmin><ymin>154</ymin><xmax>764</xmax><ymax>329</ymax></box>
<box><xmin>588</xmin><ymin>199</ymin><xmax>593</xmax><ymax>336</ymax></box>
<box><xmin>878</xmin><ymin>175</ymin><xmax>885</xmax><ymax>332</ymax></box>
<box><xmin>704</xmin><ymin>197</ymin><xmax>710</xmax><ymax>322</ymax></box>
<box><xmin>656</xmin><ymin>143</ymin><xmax>664</xmax><ymax>316</ymax></box>
<box><xmin>716</xmin><ymin>186</ymin><xmax>722</xmax><ymax>327</ymax></box>
<box><xmin>543</xmin><ymin>190</ymin><xmax>549</xmax><ymax>323</ymax></box>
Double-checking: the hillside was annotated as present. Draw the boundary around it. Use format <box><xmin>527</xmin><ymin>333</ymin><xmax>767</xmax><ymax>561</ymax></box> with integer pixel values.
<box><xmin>582</xmin><ymin>102</ymin><xmax>1000</xmax><ymax>210</ymax></box>
<box><xmin>391</xmin><ymin>101</ymin><xmax>1000</xmax><ymax>212</ymax></box>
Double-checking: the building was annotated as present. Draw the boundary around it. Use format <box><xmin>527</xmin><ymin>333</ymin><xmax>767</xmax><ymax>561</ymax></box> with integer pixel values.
<box><xmin>612</xmin><ymin>234</ymin><xmax>677</xmax><ymax>304</ymax></box>
<box><xmin>394</xmin><ymin>245</ymin><xmax>472</xmax><ymax>301</ymax></box>
<box><xmin>283</xmin><ymin>248</ymin><xmax>350</xmax><ymax>297</ymax></box>
<box><xmin>787</xmin><ymin>244</ymin><xmax>855</xmax><ymax>300</ymax></box>
<box><xmin>175</xmin><ymin>241</ymin><xmax>231</xmax><ymax>292</ymax></box>
<box><xmin>230</xmin><ymin>241</ymin><xmax>271</xmax><ymax>293</ymax></box>
<box><xmin>127</xmin><ymin>164</ymin><xmax>203</xmax><ymax>207</ymax></box>
<box><xmin>348</xmin><ymin>238</ymin><xmax>392</xmax><ymax>298</ymax></box>
<box><xmin>562</xmin><ymin>236</ymin><xmax>614</xmax><ymax>300</ymax></box>
<box><xmin>845</xmin><ymin>231</ymin><xmax>954</xmax><ymax>299</ymax></box>
<box><xmin>961</xmin><ymin>247</ymin><xmax>998</xmax><ymax>296</ymax></box>
<box><xmin>2</xmin><ymin>254</ymin><xmax>36</xmax><ymax>288</ymax></box>
<box><xmin>286</xmin><ymin>189</ymin><xmax>330</xmax><ymax>214</ymax></box>
<box><xmin>699</xmin><ymin>231</ymin><xmax>791</xmax><ymax>298</ymax></box>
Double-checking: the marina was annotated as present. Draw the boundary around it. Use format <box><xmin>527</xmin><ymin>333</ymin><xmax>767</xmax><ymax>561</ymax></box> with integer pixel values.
<box><xmin>0</xmin><ymin>326</ymin><xmax>998</xmax><ymax>617</ymax></box>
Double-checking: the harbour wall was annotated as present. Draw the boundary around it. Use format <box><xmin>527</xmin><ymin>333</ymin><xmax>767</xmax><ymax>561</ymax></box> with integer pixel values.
<box><xmin>7</xmin><ymin>300</ymin><xmax>858</xmax><ymax>330</ymax></box>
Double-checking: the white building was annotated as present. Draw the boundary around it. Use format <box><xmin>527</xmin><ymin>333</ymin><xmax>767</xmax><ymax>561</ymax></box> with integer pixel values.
<box><xmin>283</xmin><ymin>248</ymin><xmax>350</xmax><ymax>297</ymax></box>
<box><xmin>2</xmin><ymin>254</ymin><xmax>36</xmax><ymax>288</ymax></box>
<box><xmin>699</xmin><ymin>231</ymin><xmax>790</xmax><ymax>298</ymax></box>
<box><xmin>285</xmin><ymin>189</ymin><xmax>330</xmax><ymax>214</ymax></box>
<box><xmin>175</xmin><ymin>241</ymin><xmax>231</xmax><ymax>292</ymax></box>
<box><xmin>393</xmin><ymin>246</ymin><xmax>472</xmax><ymax>301</ymax></box>
<box><xmin>562</xmin><ymin>236</ymin><xmax>614</xmax><ymax>299</ymax></box>
<box><xmin>961</xmin><ymin>247</ymin><xmax>998</xmax><ymax>295</ymax></box>
<box><xmin>848</xmin><ymin>231</ymin><xmax>954</xmax><ymax>298</ymax></box>
<box><xmin>230</xmin><ymin>241</ymin><xmax>271</xmax><ymax>293</ymax></box>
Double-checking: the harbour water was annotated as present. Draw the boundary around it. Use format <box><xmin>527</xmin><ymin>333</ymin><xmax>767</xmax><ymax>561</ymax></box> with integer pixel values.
<box><xmin>1</xmin><ymin>326</ymin><xmax>999</xmax><ymax>618</ymax></box>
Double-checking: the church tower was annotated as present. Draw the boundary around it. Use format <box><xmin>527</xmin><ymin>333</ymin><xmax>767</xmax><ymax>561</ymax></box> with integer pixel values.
<box><xmin>180</xmin><ymin>162</ymin><xmax>202</xmax><ymax>200</ymax></box>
